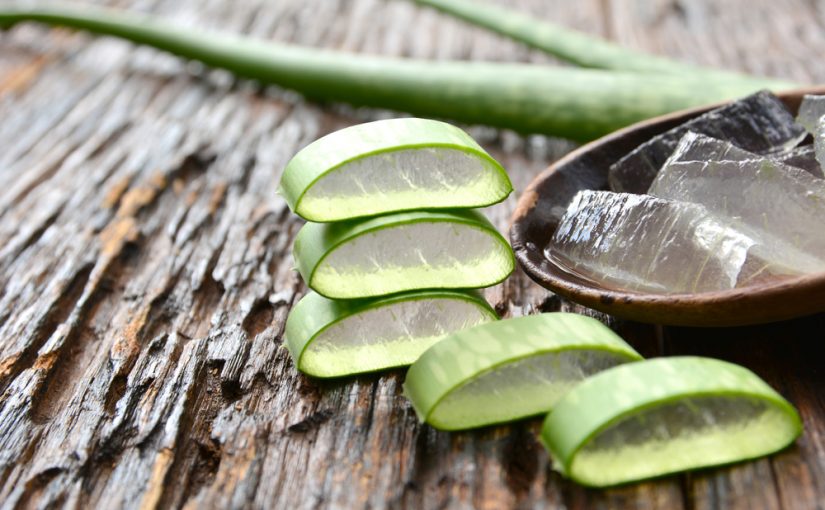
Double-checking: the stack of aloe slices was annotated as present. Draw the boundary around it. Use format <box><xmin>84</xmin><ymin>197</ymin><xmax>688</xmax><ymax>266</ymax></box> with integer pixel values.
<box><xmin>281</xmin><ymin>118</ymin><xmax>515</xmax><ymax>378</ymax></box>
<box><xmin>548</xmin><ymin>90</ymin><xmax>825</xmax><ymax>294</ymax></box>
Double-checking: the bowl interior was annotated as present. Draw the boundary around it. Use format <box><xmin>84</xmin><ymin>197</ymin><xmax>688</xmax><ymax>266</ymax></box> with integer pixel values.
<box><xmin>510</xmin><ymin>86</ymin><xmax>825</xmax><ymax>327</ymax></box>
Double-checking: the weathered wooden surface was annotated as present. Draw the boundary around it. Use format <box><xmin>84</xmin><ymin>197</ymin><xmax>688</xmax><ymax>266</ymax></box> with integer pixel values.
<box><xmin>0</xmin><ymin>0</ymin><xmax>823</xmax><ymax>508</ymax></box>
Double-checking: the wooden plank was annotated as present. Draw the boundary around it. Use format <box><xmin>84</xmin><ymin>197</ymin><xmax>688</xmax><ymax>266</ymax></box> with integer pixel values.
<box><xmin>0</xmin><ymin>0</ymin><xmax>822</xmax><ymax>508</ymax></box>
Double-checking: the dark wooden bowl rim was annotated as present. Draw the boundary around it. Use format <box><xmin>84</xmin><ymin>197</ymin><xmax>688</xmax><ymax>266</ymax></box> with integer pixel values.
<box><xmin>510</xmin><ymin>85</ymin><xmax>825</xmax><ymax>327</ymax></box>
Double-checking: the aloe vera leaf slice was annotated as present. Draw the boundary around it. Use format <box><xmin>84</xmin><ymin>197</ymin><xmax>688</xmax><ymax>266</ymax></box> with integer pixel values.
<box><xmin>293</xmin><ymin>209</ymin><xmax>515</xmax><ymax>300</ymax></box>
<box><xmin>278</xmin><ymin>118</ymin><xmax>512</xmax><ymax>222</ymax></box>
<box><xmin>541</xmin><ymin>356</ymin><xmax>802</xmax><ymax>488</ymax></box>
<box><xmin>284</xmin><ymin>289</ymin><xmax>497</xmax><ymax>378</ymax></box>
<box><xmin>402</xmin><ymin>313</ymin><xmax>642</xmax><ymax>431</ymax></box>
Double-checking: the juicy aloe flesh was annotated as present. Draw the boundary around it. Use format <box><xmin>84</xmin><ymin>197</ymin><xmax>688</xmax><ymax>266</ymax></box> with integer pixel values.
<box><xmin>297</xmin><ymin>147</ymin><xmax>510</xmax><ymax>221</ymax></box>
<box><xmin>814</xmin><ymin>117</ymin><xmax>825</xmax><ymax>173</ymax></box>
<box><xmin>428</xmin><ymin>349</ymin><xmax>635</xmax><ymax>429</ymax></box>
<box><xmin>307</xmin><ymin>220</ymin><xmax>513</xmax><ymax>299</ymax></box>
<box><xmin>650</xmin><ymin>133</ymin><xmax>825</xmax><ymax>277</ymax></box>
<box><xmin>403</xmin><ymin>313</ymin><xmax>642</xmax><ymax>431</ymax></box>
<box><xmin>304</xmin><ymin>298</ymin><xmax>493</xmax><ymax>376</ymax></box>
<box><xmin>287</xmin><ymin>292</ymin><xmax>497</xmax><ymax>378</ymax></box>
<box><xmin>795</xmin><ymin>94</ymin><xmax>825</xmax><ymax>134</ymax></box>
<box><xmin>658</xmin><ymin>129</ymin><xmax>821</xmax><ymax>178</ymax></box>
<box><xmin>608</xmin><ymin>91</ymin><xmax>805</xmax><ymax>194</ymax></box>
<box><xmin>569</xmin><ymin>395</ymin><xmax>798</xmax><ymax>487</ymax></box>
<box><xmin>547</xmin><ymin>190</ymin><xmax>769</xmax><ymax>293</ymax></box>
<box><xmin>541</xmin><ymin>357</ymin><xmax>802</xmax><ymax>488</ymax></box>
<box><xmin>795</xmin><ymin>95</ymin><xmax>825</xmax><ymax>173</ymax></box>
<box><xmin>773</xmin><ymin>145</ymin><xmax>822</xmax><ymax>178</ymax></box>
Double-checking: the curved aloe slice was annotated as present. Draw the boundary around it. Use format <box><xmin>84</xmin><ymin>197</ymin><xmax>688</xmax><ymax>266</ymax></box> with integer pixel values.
<box><xmin>403</xmin><ymin>313</ymin><xmax>642</xmax><ymax>430</ymax></box>
<box><xmin>279</xmin><ymin>118</ymin><xmax>512</xmax><ymax>222</ymax></box>
<box><xmin>541</xmin><ymin>356</ymin><xmax>802</xmax><ymax>488</ymax></box>
<box><xmin>284</xmin><ymin>290</ymin><xmax>497</xmax><ymax>378</ymax></box>
<box><xmin>293</xmin><ymin>210</ymin><xmax>514</xmax><ymax>299</ymax></box>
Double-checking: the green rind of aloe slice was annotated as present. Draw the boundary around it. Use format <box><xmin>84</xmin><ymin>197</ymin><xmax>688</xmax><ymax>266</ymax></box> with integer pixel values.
<box><xmin>403</xmin><ymin>313</ymin><xmax>642</xmax><ymax>430</ymax></box>
<box><xmin>279</xmin><ymin>118</ymin><xmax>512</xmax><ymax>222</ymax></box>
<box><xmin>541</xmin><ymin>356</ymin><xmax>803</xmax><ymax>488</ymax></box>
<box><xmin>292</xmin><ymin>209</ymin><xmax>515</xmax><ymax>300</ymax></box>
<box><xmin>284</xmin><ymin>289</ymin><xmax>497</xmax><ymax>378</ymax></box>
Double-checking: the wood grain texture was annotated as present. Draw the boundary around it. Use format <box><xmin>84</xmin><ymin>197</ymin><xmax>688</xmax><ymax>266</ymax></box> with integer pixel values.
<box><xmin>0</xmin><ymin>0</ymin><xmax>822</xmax><ymax>508</ymax></box>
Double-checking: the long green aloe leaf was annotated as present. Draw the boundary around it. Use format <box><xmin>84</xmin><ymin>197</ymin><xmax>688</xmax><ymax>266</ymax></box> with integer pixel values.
<box><xmin>0</xmin><ymin>4</ymin><xmax>799</xmax><ymax>140</ymax></box>
<box><xmin>285</xmin><ymin>290</ymin><xmax>497</xmax><ymax>378</ymax></box>
<box><xmin>412</xmin><ymin>0</ymin><xmax>790</xmax><ymax>87</ymax></box>
<box><xmin>403</xmin><ymin>313</ymin><xmax>642</xmax><ymax>430</ymax></box>
<box><xmin>541</xmin><ymin>356</ymin><xmax>802</xmax><ymax>487</ymax></box>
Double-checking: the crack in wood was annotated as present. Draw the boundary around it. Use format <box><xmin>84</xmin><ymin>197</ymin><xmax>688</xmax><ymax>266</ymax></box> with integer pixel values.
<box><xmin>156</xmin><ymin>362</ymin><xmax>224</xmax><ymax>509</ymax></box>
<box><xmin>501</xmin><ymin>426</ymin><xmax>540</xmax><ymax>499</ymax></box>
<box><xmin>287</xmin><ymin>408</ymin><xmax>334</xmax><ymax>434</ymax></box>
<box><xmin>0</xmin><ymin>262</ymin><xmax>93</xmax><ymax>397</ymax></box>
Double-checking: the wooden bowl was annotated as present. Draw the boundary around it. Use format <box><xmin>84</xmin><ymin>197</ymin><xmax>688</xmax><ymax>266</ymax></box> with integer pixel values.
<box><xmin>510</xmin><ymin>86</ymin><xmax>825</xmax><ymax>327</ymax></box>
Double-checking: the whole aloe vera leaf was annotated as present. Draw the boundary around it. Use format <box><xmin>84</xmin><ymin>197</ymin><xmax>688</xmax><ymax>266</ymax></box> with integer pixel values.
<box><xmin>0</xmin><ymin>4</ymin><xmax>799</xmax><ymax>141</ymax></box>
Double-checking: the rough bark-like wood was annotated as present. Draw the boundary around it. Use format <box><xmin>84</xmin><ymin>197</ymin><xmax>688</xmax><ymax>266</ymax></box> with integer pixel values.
<box><xmin>0</xmin><ymin>0</ymin><xmax>822</xmax><ymax>508</ymax></box>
